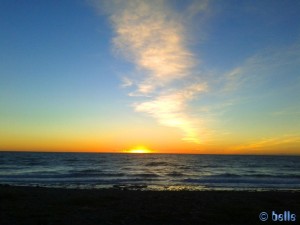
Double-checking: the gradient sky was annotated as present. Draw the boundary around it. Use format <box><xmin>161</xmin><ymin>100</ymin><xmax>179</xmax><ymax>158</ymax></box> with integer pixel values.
<box><xmin>0</xmin><ymin>0</ymin><xmax>300</xmax><ymax>154</ymax></box>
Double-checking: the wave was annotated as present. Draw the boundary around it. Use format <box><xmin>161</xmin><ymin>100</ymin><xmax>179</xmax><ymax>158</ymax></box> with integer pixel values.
<box><xmin>1</xmin><ymin>152</ymin><xmax>300</xmax><ymax>191</ymax></box>
<box><xmin>68</xmin><ymin>169</ymin><xmax>126</xmax><ymax>176</ymax></box>
<box><xmin>167</xmin><ymin>172</ymin><xmax>185</xmax><ymax>177</ymax></box>
<box><xmin>145</xmin><ymin>161</ymin><xmax>170</xmax><ymax>166</ymax></box>
<box><xmin>191</xmin><ymin>173</ymin><xmax>300</xmax><ymax>179</ymax></box>
<box><xmin>182</xmin><ymin>177</ymin><xmax>300</xmax><ymax>185</ymax></box>
<box><xmin>0</xmin><ymin>172</ymin><xmax>127</xmax><ymax>179</ymax></box>
<box><xmin>113</xmin><ymin>184</ymin><xmax>147</xmax><ymax>190</ymax></box>
<box><xmin>129</xmin><ymin>173</ymin><xmax>160</xmax><ymax>178</ymax></box>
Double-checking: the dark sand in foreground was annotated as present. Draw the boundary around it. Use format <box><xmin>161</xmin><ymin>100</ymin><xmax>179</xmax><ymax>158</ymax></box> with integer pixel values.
<box><xmin>0</xmin><ymin>185</ymin><xmax>299</xmax><ymax>225</ymax></box>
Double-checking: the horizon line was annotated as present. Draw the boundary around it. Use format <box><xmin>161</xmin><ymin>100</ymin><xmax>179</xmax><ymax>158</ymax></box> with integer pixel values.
<box><xmin>0</xmin><ymin>150</ymin><xmax>299</xmax><ymax>157</ymax></box>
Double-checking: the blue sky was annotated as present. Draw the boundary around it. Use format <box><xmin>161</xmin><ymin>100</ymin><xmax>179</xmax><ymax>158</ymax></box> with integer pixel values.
<box><xmin>0</xmin><ymin>0</ymin><xmax>299</xmax><ymax>154</ymax></box>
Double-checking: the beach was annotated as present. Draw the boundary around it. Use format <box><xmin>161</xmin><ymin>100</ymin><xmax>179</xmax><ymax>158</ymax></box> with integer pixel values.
<box><xmin>1</xmin><ymin>185</ymin><xmax>299</xmax><ymax>225</ymax></box>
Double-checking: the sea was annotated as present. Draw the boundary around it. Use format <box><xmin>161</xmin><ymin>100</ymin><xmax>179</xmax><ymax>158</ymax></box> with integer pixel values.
<box><xmin>0</xmin><ymin>152</ymin><xmax>299</xmax><ymax>191</ymax></box>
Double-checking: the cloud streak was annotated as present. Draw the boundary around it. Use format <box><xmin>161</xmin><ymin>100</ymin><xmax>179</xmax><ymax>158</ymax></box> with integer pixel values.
<box><xmin>110</xmin><ymin>0</ymin><xmax>196</xmax><ymax>92</ymax></box>
<box><xmin>221</xmin><ymin>42</ymin><xmax>300</xmax><ymax>94</ymax></box>
<box><xmin>231</xmin><ymin>134</ymin><xmax>300</xmax><ymax>151</ymax></box>
<box><xmin>95</xmin><ymin>0</ymin><xmax>209</xmax><ymax>143</ymax></box>
<box><xmin>135</xmin><ymin>84</ymin><xmax>207</xmax><ymax>143</ymax></box>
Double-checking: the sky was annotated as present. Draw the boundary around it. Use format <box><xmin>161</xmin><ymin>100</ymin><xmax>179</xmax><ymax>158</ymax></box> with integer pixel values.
<box><xmin>0</xmin><ymin>0</ymin><xmax>300</xmax><ymax>154</ymax></box>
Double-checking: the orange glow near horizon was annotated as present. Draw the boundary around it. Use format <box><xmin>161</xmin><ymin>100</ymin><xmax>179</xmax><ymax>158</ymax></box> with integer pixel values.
<box><xmin>1</xmin><ymin>132</ymin><xmax>300</xmax><ymax>155</ymax></box>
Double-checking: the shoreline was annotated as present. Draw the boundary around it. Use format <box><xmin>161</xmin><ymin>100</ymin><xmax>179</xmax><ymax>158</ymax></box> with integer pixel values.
<box><xmin>1</xmin><ymin>185</ymin><xmax>299</xmax><ymax>225</ymax></box>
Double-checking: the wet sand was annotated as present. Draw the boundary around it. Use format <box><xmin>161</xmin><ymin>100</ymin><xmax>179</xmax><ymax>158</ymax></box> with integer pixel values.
<box><xmin>0</xmin><ymin>185</ymin><xmax>299</xmax><ymax>225</ymax></box>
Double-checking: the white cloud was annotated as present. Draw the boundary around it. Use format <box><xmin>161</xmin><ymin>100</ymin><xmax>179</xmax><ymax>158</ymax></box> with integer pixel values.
<box><xmin>109</xmin><ymin>0</ymin><xmax>197</xmax><ymax>93</ymax></box>
<box><xmin>92</xmin><ymin>0</ymin><xmax>209</xmax><ymax>143</ymax></box>
<box><xmin>134</xmin><ymin>84</ymin><xmax>207</xmax><ymax>143</ymax></box>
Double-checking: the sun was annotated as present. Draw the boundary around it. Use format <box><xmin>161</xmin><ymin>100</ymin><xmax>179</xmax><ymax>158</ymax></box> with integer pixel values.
<box><xmin>124</xmin><ymin>146</ymin><xmax>152</xmax><ymax>154</ymax></box>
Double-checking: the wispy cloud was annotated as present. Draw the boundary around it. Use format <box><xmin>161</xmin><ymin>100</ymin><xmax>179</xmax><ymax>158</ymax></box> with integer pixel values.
<box><xmin>94</xmin><ymin>0</ymin><xmax>209</xmax><ymax>143</ymax></box>
<box><xmin>135</xmin><ymin>84</ymin><xmax>207</xmax><ymax>143</ymax></box>
<box><xmin>231</xmin><ymin>134</ymin><xmax>300</xmax><ymax>151</ymax></box>
<box><xmin>206</xmin><ymin>41</ymin><xmax>300</xmax><ymax>126</ymax></box>
<box><xmin>92</xmin><ymin>0</ymin><xmax>300</xmax><ymax>147</ymax></box>
<box><xmin>110</xmin><ymin>0</ymin><xmax>197</xmax><ymax>93</ymax></box>
<box><xmin>221</xmin><ymin>42</ymin><xmax>300</xmax><ymax>94</ymax></box>
<box><xmin>120</xmin><ymin>76</ymin><xmax>133</xmax><ymax>88</ymax></box>
<box><xmin>271</xmin><ymin>106</ymin><xmax>300</xmax><ymax>117</ymax></box>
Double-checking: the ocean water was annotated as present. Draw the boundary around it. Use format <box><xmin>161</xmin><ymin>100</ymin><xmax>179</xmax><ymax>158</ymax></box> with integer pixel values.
<box><xmin>0</xmin><ymin>152</ymin><xmax>299</xmax><ymax>191</ymax></box>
